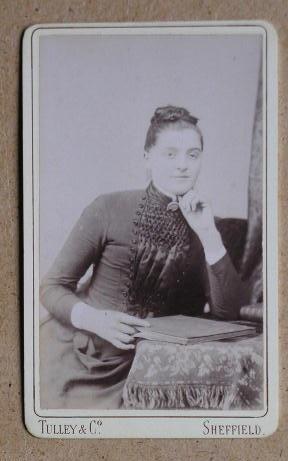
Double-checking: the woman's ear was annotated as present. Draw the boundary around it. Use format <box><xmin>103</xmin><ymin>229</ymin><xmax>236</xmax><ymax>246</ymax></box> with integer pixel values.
<box><xmin>144</xmin><ymin>151</ymin><xmax>152</xmax><ymax>181</ymax></box>
<box><xmin>144</xmin><ymin>150</ymin><xmax>151</xmax><ymax>165</ymax></box>
<box><xmin>144</xmin><ymin>150</ymin><xmax>149</xmax><ymax>160</ymax></box>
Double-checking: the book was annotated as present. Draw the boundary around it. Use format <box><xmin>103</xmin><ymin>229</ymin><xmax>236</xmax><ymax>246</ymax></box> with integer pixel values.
<box><xmin>239</xmin><ymin>303</ymin><xmax>263</xmax><ymax>323</ymax></box>
<box><xmin>134</xmin><ymin>315</ymin><xmax>257</xmax><ymax>345</ymax></box>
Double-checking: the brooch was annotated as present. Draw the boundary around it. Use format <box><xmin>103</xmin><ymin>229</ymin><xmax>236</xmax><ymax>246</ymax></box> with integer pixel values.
<box><xmin>167</xmin><ymin>199</ymin><xmax>179</xmax><ymax>212</ymax></box>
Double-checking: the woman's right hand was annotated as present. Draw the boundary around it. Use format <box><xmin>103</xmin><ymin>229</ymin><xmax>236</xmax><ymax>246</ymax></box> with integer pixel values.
<box><xmin>71</xmin><ymin>302</ymin><xmax>150</xmax><ymax>350</ymax></box>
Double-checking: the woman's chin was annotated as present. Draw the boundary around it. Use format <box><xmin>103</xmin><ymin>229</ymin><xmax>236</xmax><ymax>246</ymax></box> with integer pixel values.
<box><xmin>169</xmin><ymin>183</ymin><xmax>195</xmax><ymax>197</ymax></box>
<box><xmin>154</xmin><ymin>179</ymin><xmax>195</xmax><ymax>197</ymax></box>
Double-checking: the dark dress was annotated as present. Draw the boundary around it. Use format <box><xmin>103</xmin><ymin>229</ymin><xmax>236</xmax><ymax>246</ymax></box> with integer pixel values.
<box><xmin>40</xmin><ymin>182</ymin><xmax>247</xmax><ymax>409</ymax></box>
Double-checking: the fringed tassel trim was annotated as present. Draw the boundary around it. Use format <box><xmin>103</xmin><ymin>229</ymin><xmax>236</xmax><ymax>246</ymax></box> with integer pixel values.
<box><xmin>123</xmin><ymin>383</ymin><xmax>240</xmax><ymax>409</ymax></box>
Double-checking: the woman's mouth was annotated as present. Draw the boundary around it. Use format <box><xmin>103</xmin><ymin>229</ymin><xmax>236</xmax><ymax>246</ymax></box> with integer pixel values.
<box><xmin>172</xmin><ymin>176</ymin><xmax>190</xmax><ymax>179</ymax></box>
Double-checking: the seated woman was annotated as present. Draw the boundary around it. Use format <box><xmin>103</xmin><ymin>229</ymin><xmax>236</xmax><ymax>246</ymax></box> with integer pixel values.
<box><xmin>39</xmin><ymin>105</ymin><xmax>248</xmax><ymax>409</ymax></box>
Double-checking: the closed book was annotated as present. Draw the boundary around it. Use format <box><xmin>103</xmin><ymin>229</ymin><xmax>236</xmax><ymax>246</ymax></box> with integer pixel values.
<box><xmin>134</xmin><ymin>315</ymin><xmax>257</xmax><ymax>345</ymax></box>
<box><xmin>239</xmin><ymin>304</ymin><xmax>263</xmax><ymax>323</ymax></box>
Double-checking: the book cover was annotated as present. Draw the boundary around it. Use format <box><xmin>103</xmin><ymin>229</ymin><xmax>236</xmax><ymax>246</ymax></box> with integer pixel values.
<box><xmin>134</xmin><ymin>315</ymin><xmax>257</xmax><ymax>345</ymax></box>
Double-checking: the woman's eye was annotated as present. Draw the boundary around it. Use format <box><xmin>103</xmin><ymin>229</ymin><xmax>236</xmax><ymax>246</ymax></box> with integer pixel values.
<box><xmin>188</xmin><ymin>150</ymin><xmax>200</xmax><ymax>159</ymax></box>
<box><xmin>166</xmin><ymin>152</ymin><xmax>175</xmax><ymax>158</ymax></box>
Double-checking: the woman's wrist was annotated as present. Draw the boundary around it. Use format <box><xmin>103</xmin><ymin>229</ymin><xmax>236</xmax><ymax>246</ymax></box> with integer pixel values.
<box><xmin>198</xmin><ymin>228</ymin><xmax>226</xmax><ymax>264</ymax></box>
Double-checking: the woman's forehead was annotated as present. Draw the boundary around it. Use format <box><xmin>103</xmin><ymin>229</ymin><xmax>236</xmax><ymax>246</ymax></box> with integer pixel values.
<box><xmin>155</xmin><ymin>126</ymin><xmax>202</xmax><ymax>149</ymax></box>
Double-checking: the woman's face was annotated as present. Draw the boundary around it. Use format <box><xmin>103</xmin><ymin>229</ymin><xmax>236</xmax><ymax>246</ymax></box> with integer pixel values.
<box><xmin>145</xmin><ymin>126</ymin><xmax>203</xmax><ymax>196</ymax></box>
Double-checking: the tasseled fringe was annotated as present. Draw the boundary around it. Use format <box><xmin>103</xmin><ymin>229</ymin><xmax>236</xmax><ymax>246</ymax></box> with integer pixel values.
<box><xmin>123</xmin><ymin>383</ymin><xmax>241</xmax><ymax>409</ymax></box>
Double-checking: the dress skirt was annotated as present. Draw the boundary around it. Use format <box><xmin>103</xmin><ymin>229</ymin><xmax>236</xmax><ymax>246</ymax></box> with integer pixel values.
<box><xmin>39</xmin><ymin>316</ymin><xmax>134</xmax><ymax>409</ymax></box>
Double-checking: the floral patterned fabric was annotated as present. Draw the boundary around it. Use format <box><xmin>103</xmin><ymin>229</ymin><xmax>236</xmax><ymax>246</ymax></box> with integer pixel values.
<box><xmin>123</xmin><ymin>335</ymin><xmax>263</xmax><ymax>410</ymax></box>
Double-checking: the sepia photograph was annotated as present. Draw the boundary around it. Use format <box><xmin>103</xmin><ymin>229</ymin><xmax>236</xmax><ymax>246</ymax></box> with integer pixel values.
<box><xmin>23</xmin><ymin>22</ymin><xmax>278</xmax><ymax>438</ymax></box>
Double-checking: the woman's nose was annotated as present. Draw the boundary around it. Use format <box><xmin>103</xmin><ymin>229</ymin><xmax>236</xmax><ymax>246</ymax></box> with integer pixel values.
<box><xmin>176</xmin><ymin>154</ymin><xmax>188</xmax><ymax>170</ymax></box>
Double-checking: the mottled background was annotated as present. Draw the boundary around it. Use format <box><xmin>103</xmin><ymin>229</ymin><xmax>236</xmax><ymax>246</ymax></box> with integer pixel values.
<box><xmin>0</xmin><ymin>1</ymin><xmax>287</xmax><ymax>460</ymax></box>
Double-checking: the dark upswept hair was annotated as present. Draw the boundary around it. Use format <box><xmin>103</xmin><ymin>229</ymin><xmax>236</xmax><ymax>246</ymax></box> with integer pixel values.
<box><xmin>144</xmin><ymin>105</ymin><xmax>203</xmax><ymax>152</ymax></box>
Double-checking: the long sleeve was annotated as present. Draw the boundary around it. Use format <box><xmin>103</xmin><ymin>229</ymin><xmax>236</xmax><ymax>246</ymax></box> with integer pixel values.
<box><xmin>205</xmin><ymin>252</ymin><xmax>249</xmax><ymax>321</ymax></box>
<box><xmin>40</xmin><ymin>196</ymin><xmax>108</xmax><ymax>326</ymax></box>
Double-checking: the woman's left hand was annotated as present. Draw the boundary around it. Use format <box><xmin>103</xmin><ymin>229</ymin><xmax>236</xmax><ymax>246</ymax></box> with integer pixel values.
<box><xmin>178</xmin><ymin>189</ymin><xmax>216</xmax><ymax>238</ymax></box>
<box><xmin>178</xmin><ymin>189</ymin><xmax>225</xmax><ymax>257</ymax></box>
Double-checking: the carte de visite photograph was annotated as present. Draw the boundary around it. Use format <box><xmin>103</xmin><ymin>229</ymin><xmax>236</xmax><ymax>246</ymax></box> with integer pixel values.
<box><xmin>23</xmin><ymin>22</ymin><xmax>278</xmax><ymax>438</ymax></box>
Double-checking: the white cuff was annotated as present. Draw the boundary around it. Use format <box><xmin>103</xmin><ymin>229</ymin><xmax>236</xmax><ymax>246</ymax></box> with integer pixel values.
<box><xmin>71</xmin><ymin>302</ymin><xmax>86</xmax><ymax>329</ymax></box>
<box><xmin>205</xmin><ymin>245</ymin><xmax>227</xmax><ymax>265</ymax></box>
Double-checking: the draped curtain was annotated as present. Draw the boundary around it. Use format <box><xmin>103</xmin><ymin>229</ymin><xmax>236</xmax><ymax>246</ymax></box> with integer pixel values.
<box><xmin>240</xmin><ymin>59</ymin><xmax>263</xmax><ymax>303</ymax></box>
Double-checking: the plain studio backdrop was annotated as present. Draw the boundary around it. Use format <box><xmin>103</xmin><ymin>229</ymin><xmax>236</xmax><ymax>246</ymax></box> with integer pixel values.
<box><xmin>39</xmin><ymin>32</ymin><xmax>262</xmax><ymax>295</ymax></box>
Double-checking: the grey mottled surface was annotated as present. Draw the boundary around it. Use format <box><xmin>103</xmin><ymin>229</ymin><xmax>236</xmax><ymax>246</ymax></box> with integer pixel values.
<box><xmin>0</xmin><ymin>1</ymin><xmax>287</xmax><ymax>459</ymax></box>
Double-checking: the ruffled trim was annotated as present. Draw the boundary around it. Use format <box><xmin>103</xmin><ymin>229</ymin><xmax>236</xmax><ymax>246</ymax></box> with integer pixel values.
<box><xmin>124</xmin><ymin>182</ymin><xmax>204</xmax><ymax>318</ymax></box>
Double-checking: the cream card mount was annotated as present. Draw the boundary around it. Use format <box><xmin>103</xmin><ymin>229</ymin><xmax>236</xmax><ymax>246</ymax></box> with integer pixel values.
<box><xmin>23</xmin><ymin>21</ymin><xmax>278</xmax><ymax>438</ymax></box>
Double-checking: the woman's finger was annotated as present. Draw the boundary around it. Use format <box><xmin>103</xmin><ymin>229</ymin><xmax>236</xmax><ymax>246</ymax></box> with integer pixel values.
<box><xmin>115</xmin><ymin>332</ymin><xmax>135</xmax><ymax>344</ymax></box>
<box><xmin>185</xmin><ymin>188</ymin><xmax>198</xmax><ymax>200</ymax></box>
<box><xmin>179</xmin><ymin>195</ymin><xmax>190</xmax><ymax>212</ymax></box>
<box><xmin>180</xmin><ymin>191</ymin><xmax>198</xmax><ymax>211</ymax></box>
<box><xmin>192</xmin><ymin>198</ymin><xmax>207</xmax><ymax>212</ymax></box>
<box><xmin>112</xmin><ymin>339</ymin><xmax>135</xmax><ymax>350</ymax></box>
<box><xmin>185</xmin><ymin>190</ymin><xmax>209</xmax><ymax>212</ymax></box>
<box><xmin>118</xmin><ymin>312</ymin><xmax>150</xmax><ymax>328</ymax></box>
<box><xmin>117</xmin><ymin>323</ymin><xmax>137</xmax><ymax>335</ymax></box>
<box><xmin>190</xmin><ymin>197</ymin><xmax>199</xmax><ymax>212</ymax></box>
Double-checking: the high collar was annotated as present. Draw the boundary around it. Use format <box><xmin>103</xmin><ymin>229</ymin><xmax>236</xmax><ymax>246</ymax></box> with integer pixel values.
<box><xmin>146</xmin><ymin>181</ymin><xmax>178</xmax><ymax>206</ymax></box>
